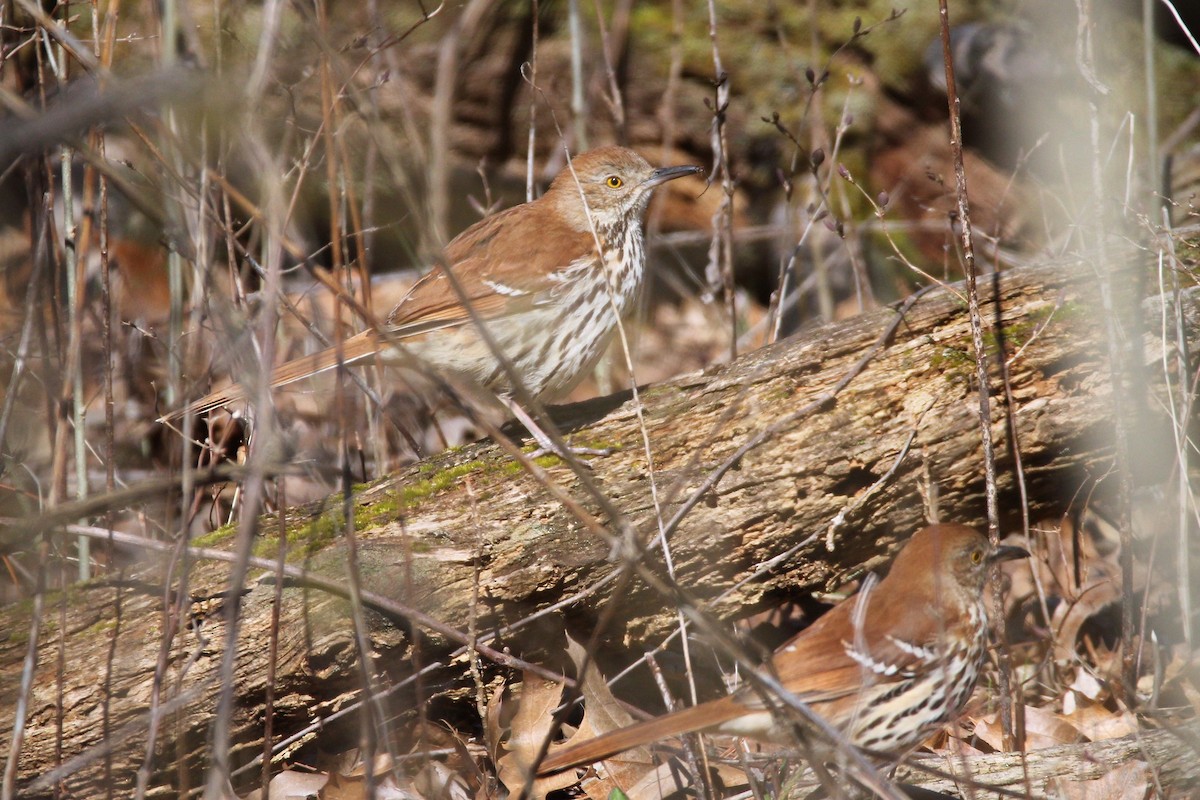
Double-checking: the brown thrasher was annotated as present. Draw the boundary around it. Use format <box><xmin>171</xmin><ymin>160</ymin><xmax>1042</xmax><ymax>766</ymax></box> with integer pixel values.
<box><xmin>538</xmin><ymin>524</ymin><xmax>1028</xmax><ymax>774</ymax></box>
<box><xmin>162</xmin><ymin>147</ymin><xmax>703</xmax><ymax>437</ymax></box>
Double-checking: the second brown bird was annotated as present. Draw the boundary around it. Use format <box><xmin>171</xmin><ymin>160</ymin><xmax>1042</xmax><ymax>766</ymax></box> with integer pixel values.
<box><xmin>538</xmin><ymin>523</ymin><xmax>1027</xmax><ymax>774</ymax></box>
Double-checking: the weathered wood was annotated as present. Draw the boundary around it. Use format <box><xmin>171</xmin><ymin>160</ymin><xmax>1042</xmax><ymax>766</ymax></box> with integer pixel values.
<box><xmin>899</xmin><ymin>721</ymin><xmax>1200</xmax><ymax>797</ymax></box>
<box><xmin>2</xmin><ymin>258</ymin><xmax>1196</xmax><ymax>796</ymax></box>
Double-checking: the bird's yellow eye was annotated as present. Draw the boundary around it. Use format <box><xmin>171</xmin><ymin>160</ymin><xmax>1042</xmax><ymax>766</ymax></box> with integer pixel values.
<box><xmin>606</xmin><ymin>175</ymin><xmax>623</xmax><ymax>188</ymax></box>
<box><xmin>970</xmin><ymin>550</ymin><xmax>983</xmax><ymax>564</ymax></box>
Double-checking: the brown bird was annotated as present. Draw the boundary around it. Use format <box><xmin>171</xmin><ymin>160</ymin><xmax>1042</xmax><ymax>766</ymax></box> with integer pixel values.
<box><xmin>538</xmin><ymin>524</ymin><xmax>1028</xmax><ymax>774</ymax></box>
<box><xmin>162</xmin><ymin>147</ymin><xmax>703</xmax><ymax>441</ymax></box>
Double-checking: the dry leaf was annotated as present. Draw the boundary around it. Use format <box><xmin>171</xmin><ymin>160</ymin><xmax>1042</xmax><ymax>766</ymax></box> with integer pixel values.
<box><xmin>1067</xmin><ymin>667</ymin><xmax>1104</xmax><ymax>703</ymax></box>
<box><xmin>318</xmin><ymin>762</ymin><xmax>431</xmax><ymax>800</ymax></box>
<box><xmin>560</xmin><ymin>636</ymin><xmax>658</xmax><ymax>773</ymax></box>
<box><xmin>413</xmin><ymin>761</ymin><xmax>473</xmax><ymax>800</ymax></box>
<box><xmin>1063</xmin><ymin>702</ymin><xmax>1139</xmax><ymax>742</ymax></box>
<box><xmin>564</xmin><ymin>637</ymin><xmax>640</xmax><ymax>741</ymax></box>
<box><xmin>1023</xmin><ymin>705</ymin><xmax>1085</xmax><ymax>750</ymax></box>
<box><xmin>491</xmin><ymin>673</ymin><xmax>577</xmax><ymax>800</ymax></box>
<box><xmin>483</xmin><ymin>681</ymin><xmax>508</xmax><ymax>763</ymax></box>
<box><xmin>591</xmin><ymin>761</ymin><xmax>692</xmax><ymax>800</ymax></box>
<box><xmin>263</xmin><ymin>769</ymin><xmax>328</xmax><ymax>800</ymax></box>
<box><xmin>312</xmin><ymin>744</ymin><xmax>470</xmax><ymax>799</ymax></box>
<box><xmin>1178</xmin><ymin>671</ymin><xmax>1200</xmax><ymax>715</ymax></box>
<box><xmin>562</xmin><ymin>637</ymin><xmax>754</xmax><ymax>797</ymax></box>
<box><xmin>970</xmin><ymin>706</ymin><xmax>1082</xmax><ymax>751</ymax></box>
<box><xmin>320</xmin><ymin>771</ymin><xmax>422</xmax><ymax>800</ymax></box>
<box><xmin>342</xmin><ymin>752</ymin><xmax>396</xmax><ymax>778</ymax></box>
<box><xmin>1049</xmin><ymin>759</ymin><xmax>1149</xmax><ymax>800</ymax></box>
<box><xmin>1051</xmin><ymin>582</ymin><xmax>1121</xmax><ymax>664</ymax></box>
<box><xmin>547</xmin><ymin>636</ymin><xmax>660</xmax><ymax>797</ymax></box>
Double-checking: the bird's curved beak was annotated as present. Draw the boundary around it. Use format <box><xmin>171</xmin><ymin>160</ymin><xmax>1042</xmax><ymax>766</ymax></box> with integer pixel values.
<box><xmin>989</xmin><ymin>544</ymin><xmax>1030</xmax><ymax>564</ymax></box>
<box><xmin>645</xmin><ymin>164</ymin><xmax>704</xmax><ymax>188</ymax></box>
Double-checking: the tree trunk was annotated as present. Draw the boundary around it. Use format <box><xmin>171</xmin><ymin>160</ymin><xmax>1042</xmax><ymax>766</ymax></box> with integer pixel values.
<box><xmin>2</xmin><ymin>258</ymin><xmax>1196</xmax><ymax>796</ymax></box>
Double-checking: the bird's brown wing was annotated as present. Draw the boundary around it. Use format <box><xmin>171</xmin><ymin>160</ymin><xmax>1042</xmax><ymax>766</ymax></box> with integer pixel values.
<box><xmin>159</xmin><ymin>204</ymin><xmax>597</xmax><ymax>422</ymax></box>
<box><xmin>742</xmin><ymin>576</ymin><xmax>944</xmax><ymax>709</ymax></box>
<box><xmin>387</xmin><ymin>204</ymin><xmax>597</xmax><ymax>332</ymax></box>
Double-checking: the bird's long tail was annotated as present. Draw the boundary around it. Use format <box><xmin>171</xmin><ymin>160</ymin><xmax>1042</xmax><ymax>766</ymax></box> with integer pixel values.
<box><xmin>537</xmin><ymin>696</ymin><xmax>744</xmax><ymax>775</ymax></box>
<box><xmin>158</xmin><ymin>329</ymin><xmax>380</xmax><ymax>422</ymax></box>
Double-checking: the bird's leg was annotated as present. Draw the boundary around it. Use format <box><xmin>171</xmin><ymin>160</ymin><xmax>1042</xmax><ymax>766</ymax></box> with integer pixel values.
<box><xmin>500</xmin><ymin>396</ymin><xmax>613</xmax><ymax>460</ymax></box>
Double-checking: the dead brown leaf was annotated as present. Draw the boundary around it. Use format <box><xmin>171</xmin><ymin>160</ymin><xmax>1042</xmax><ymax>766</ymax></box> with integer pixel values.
<box><xmin>970</xmin><ymin>705</ymin><xmax>1083</xmax><ymax>751</ymax></box>
<box><xmin>320</xmin><ymin>770</ymin><xmax>424</xmax><ymax>799</ymax></box>
<box><xmin>489</xmin><ymin>673</ymin><xmax>577</xmax><ymax>800</ymax></box>
<box><xmin>1048</xmin><ymin>759</ymin><xmax>1149</xmax><ymax>800</ymax></box>
<box><xmin>564</xmin><ymin>637</ymin><xmax>641</xmax><ymax>741</ymax></box>
<box><xmin>256</xmin><ymin>768</ymin><xmax>328</xmax><ymax>800</ymax></box>
<box><xmin>562</xmin><ymin>637</ymin><xmax>751</xmax><ymax>798</ymax></box>
<box><xmin>1063</xmin><ymin>702</ymin><xmax>1139</xmax><ymax>742</ymax></box>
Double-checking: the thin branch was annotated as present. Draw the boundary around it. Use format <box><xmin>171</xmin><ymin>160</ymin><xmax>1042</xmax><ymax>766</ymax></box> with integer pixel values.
<box><xmin>936</xmin><ymin>0</ymin><xmax>1013</xmax><ymax>747</ymax></box>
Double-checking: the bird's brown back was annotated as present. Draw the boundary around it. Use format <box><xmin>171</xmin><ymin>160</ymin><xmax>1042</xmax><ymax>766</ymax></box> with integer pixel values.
<box><xmin>387</xmin><ymin>200</ymin><xmax>596</xmax><ymax>333</ymax></box>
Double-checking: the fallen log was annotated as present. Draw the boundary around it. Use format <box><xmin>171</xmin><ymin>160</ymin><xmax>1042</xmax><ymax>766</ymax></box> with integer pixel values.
<box><xmin>2</xmin><ymin>257</ymin><xmax>1195</xmax><ymax>796</ymax></box>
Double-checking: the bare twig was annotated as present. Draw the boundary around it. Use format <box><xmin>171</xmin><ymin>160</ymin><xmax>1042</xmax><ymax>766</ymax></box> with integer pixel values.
<box><xmin>704</xmin><ymin>0</ymin><xmax>737</xmax><ymax>361</ymax></box>
<box><xmin>936</xmin><ymin>0</ymin><xmax>1013</xmax><ymax>748</ymax></box>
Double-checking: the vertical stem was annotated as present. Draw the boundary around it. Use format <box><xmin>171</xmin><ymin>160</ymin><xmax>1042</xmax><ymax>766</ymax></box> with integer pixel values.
<box><xmin>525</xmin><ymin>0</ymin><xmax>539</xmax><ymax>202</ymax></box>
<box><xmin>91</xmin><ymin>17</ymin><xmax>118</xmax><ymax>787</ymax></box>
<box><xmin>704</xmin><ymin>0</ymin><xmax>736</xmax><ymax>360</ymax></box>
<box><xmin>203</xmin><ymin>177</ymin><xmax>284</xmax><ymax>799</ymax></box>
<box><xmin>1142</xmin><ymin>0</ymin><xmax>1158</xmax><ymax>198</ymax></box>
<box><xmin>568</xmin><ymin>0</ymin><xmax>587</xmax><ymax>149</ymax></box>
<box><xmin>660</xmin><ymin>0</ymin><xmax>683</xmax><ymax>157</ymax></box>
<box><xmin>43</xmin><ymin>0</ymin><xmax>90</xmax><ymax>581</ymax></box>
<box><xmin>1159</xmin><ymin>208</ymin><xmax>1194</xmax><ymax>651</ymax></box>
<box><xmin>262</xmin><ymin>482</ymin><xmax>287</xmax><ymax>793</ymax></box>
<box><xmin>430</xmin><ymin>0</ymin><xmax>493</xmax><ymax>246</ymax></box>
<box><xmin>589</xmin><ymin>0</ymin><xmax>628</xmax><ymax>136</ymax></box>
<box><xmin>63</xmin><ymin>147</ymin><xmax>89</xmax><ymax>580</ymax></box>
<box><xmin>162</xmin><ymin>0</ymin><xmax>182</xmax><ymax>410</ymax></box>
<box><xmin>98</xmin><ymin>144</ymin><xmax>116</xmax><ymax>800</ymax></box>
<box><xmin>94</xmin><ymin>0</ymin><xmax>116</xmax><ymax>533</ymax></box>
<box><xmin>936</xmin><ymin>0</ymin><xmax>1013</xmax><ymax>746</ymax></box>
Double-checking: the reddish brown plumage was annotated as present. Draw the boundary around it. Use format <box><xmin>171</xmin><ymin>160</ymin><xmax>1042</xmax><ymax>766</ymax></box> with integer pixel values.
<box><xmin>161</xmin><ymin>147</ymin><xmax>703</xmax><ymax>421</ymax></box>
<box><xmin>537</xmin><ymin>524</ymin><xmax>1028</xmax><ymax>774</ymax></box>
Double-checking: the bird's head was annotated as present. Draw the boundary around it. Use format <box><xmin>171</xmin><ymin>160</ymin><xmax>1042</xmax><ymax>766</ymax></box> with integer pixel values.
<box><xmin>892</xmin><ymin>523</ymin><xmax>1029</xmax><ymax>598</ymax></box>
<box><xmin>548</xmin><ymin>146</ymin><xmax>703</xmax><ymax>230</ymax></box>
